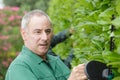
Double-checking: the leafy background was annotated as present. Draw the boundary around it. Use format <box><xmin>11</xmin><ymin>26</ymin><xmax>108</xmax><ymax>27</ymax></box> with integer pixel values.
<box><xmin>0</xmin><ymin>0</ymin><xmax>120</xmax><ymax>80</ymax></box>
<box><xmin>48</xmin><ymin>0</ymin><xmax>120</xmax><ymax>80</ymax></box>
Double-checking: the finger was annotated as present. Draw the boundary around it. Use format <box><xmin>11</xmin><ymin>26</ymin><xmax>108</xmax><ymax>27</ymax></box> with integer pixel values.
<box><xmin>81</xmin><ymin>75</ymin><xmax>87</xmax><ymax>80</ymax></box>
<box><xmin>77</xmin><ymin>64</ymin><xmax>85</xmax><ymax>68</ymax></box>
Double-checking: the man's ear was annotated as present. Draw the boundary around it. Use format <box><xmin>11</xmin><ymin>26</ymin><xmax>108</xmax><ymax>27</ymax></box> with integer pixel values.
<box><xmin>20</xmin><ymin>28</ymin><xmax>27</xmax><ymax>41</ymax></box>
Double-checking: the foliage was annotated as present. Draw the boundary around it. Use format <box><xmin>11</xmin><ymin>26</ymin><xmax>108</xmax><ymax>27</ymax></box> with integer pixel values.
<box><xmin>3</xmin><ymin>0</ymin><xmax>50</xmax><ymax>12</ymax></box>
<box><xmin>48</xmin><ymin>0</ymin><xmax>120</xmax><ymax>79</ymax></box>
<box><xmin>0</xmin><ymin>6</ymin><xmax>24</xmax><ymax>80</ymax></box>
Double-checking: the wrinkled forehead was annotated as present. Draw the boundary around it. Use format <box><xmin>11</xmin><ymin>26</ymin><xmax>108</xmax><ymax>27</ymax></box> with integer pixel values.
<box><xmin>21</xmin><ymin>11</ymin><xmax>53</xmax><ymax>30</ymax></box>
<box><xmin>30</xmin><ymin>14</ymin><xmax>52</xmax><ymax>27</ymax></box>
<box><xmin>30</xmin><ymin>15</ymin><xmax>52</xmax><ymax>27</ymax></box>
<box><xmin>26</xmin><ymin>15</ymin><xmax>53</xmax><ymax>32</ymax></box>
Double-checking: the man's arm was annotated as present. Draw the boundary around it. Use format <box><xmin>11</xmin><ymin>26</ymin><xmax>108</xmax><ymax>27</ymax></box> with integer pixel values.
<box><xmin>51</xmin><ymin>29</ymin><xmax>73</xmax><ymax>48</ymax></box>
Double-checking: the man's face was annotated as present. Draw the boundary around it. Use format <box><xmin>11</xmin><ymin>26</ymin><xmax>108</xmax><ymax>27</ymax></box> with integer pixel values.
<box><xmin>21</xmin><ymin>15</ymin><xmax>53</xmax><ymax>58</ymax></box>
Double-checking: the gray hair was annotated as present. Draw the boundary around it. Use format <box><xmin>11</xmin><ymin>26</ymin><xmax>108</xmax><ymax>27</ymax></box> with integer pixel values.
<box><xmin>21</xmin><ymin>9</ymin><xmax>52</xmax><ymax>29</ymax></box>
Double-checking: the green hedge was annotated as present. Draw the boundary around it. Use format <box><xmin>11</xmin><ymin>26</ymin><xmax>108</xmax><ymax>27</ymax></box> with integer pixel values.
<box><xmin>48</xmin><ymin>0</ymin><xmax>120</xmax><ymax>79</ymax></box>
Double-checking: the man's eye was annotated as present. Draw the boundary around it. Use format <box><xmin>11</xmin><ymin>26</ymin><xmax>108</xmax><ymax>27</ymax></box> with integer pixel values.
<box><xmin>35</xmin><ymin>31</ymin><xmax>41</xmax><ymax>34</ymax></box>
<box><xmin>46</xmin><ymin>29</ymin><xmax>51</xmax><ymax>34</ymax></box>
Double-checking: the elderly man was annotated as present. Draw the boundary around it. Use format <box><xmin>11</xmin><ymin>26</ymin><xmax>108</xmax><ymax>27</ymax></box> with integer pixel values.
<box><xmin>5</xmin><ymin>10</ymin><xmax>87</xmax><ymax>80</ymax></box>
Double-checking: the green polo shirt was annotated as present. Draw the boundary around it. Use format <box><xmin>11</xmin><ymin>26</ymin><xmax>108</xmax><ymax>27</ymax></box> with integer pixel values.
<box><xmin>5</xmin><ymin>46</ymin><xmax>70</xmax><ymax>80</ymax></box>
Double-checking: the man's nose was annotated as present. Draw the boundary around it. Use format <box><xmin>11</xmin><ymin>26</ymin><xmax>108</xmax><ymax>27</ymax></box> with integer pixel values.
<box><xmin>41</xmin><ymin>32</ymin><xmax>48</xmax><ymax>41</ymax></box>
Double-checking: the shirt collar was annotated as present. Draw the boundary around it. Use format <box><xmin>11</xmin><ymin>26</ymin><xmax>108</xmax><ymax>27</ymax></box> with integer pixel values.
<box><xmin>21</xmin><ymin>45</ymin><xmax>43</xmax><ymax>64</ymax></box>
<box><xmin>20</xmin><ymin>45</ymin><xmax>58</xmax><ymax>65</ymax></box>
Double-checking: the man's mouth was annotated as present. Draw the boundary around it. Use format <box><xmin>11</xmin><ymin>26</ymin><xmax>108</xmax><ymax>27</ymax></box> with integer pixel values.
<box><xmin>39</xmin><ymin>43</ymin><xmax>48</xmax><ymax>47</ymax></box>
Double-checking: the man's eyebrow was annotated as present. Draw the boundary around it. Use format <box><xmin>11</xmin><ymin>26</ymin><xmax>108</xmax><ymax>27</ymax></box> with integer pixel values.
<box><xmin>45</xmin><ymin>28</ymin><xmax>52</xmax><ymax>30</ymax></box>
<box><xmin>33</xmin><ymin>28</ymin><xmax>52</xmax><ymax>31</ymax></box>
<box><xmin>33</xmin><ymin>29</ymin><xmax>41</xmax><ymax>32</ymax></box>
<box><xmin>46</xmin><ymin>28</ymin><xmax>52</xmax><ymax>30</ymax></box>
<box><xmin>34</xmin><ymin>29</ymin><xmax>41</xmax><ymax>30</ymax></box>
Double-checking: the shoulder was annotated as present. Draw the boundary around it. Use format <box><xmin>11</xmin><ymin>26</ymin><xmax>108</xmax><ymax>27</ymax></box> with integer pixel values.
<box><xmin>8</xmin><ymin>54</ymin><xmax>28</xmax><ymax>70</ymax></box>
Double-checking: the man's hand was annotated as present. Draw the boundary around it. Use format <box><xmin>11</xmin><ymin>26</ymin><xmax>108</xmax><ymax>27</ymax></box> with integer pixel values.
<box><xmin>68</xmin><ymin>64</ymin><xmax>87</xmax><ymax>80</ymax></box>
<box><xmin>69</xmin><ymin>27</ymin><xmax>75</xmax><ymax>35</ymax></box>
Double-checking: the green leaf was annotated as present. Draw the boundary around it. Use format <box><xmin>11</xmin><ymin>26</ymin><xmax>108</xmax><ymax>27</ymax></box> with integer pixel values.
<box><xmin>118</xmin><ymin>68</ymin><xmax>120</xmax><ymax>73</ymax></box>
<box><xmin>115</xmin><ymin>0</ymin><xmax>120</xmax><ymax>16</ymax></box>
<box><xmin>108</xmin><ymin>61</ymin><xmax>120</xmax><ymax>68</ymax></box>
<box><xmin>97</xmin><ymin>20</ymin><xmax>110</xmax><ymax>25</ymax></box>
<box><xmin>99</xmin><ymin>7</ymin><xmax>114</xmax><ymax>18</ymax></box>
<box><xmin>112</xmin><ymin>16</ymin><xmax>120</xmax><ymax>28</ymax></box>
<box><xmin>113</xmin><ymin>77</ymin><xmax>120</xmax><ymax>80</ymax></box>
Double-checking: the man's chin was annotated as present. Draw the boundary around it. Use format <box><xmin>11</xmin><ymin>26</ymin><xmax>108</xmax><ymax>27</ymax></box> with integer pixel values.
<box><xmin>38</xmin><ymin>47</ymin><xmax>49</xmax><ymax>54</ymax></box>
<box><xmin>40</xmin><ymin>49</ymin><xmax>48</xmax><ymax>54</ymax></box>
